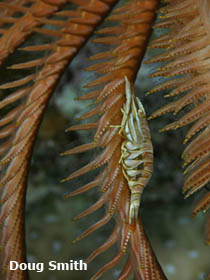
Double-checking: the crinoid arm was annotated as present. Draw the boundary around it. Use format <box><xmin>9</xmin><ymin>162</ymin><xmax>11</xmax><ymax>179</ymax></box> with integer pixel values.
<box><xmin>147</xmin><ymin>0</ymin><xmax>210</xmax><ymax>249</ymax></box>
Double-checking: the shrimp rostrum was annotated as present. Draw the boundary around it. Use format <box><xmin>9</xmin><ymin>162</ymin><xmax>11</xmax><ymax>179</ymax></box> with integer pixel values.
<box><xmin>120</xmin><ymin>77</ymin><xmax>153</xmax><ymax>224</ymax></box>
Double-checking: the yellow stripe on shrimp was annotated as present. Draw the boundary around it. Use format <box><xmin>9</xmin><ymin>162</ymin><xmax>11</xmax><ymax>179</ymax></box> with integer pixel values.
<box><xmin>120</xmin><ymin>77</ymin><xmax>153</xmax><ymax>224</ymax></box>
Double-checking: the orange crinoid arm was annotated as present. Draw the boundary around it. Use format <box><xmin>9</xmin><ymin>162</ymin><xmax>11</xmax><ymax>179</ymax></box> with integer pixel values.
<box><xmin>0</xmin><ymin>1</ymin><xmax>118</xmax><ymax>279</ymax></box>
<box><xmin>0</xmin><ymin>0</ymin><xmax>68</xmax><ymax>65</ymax></box>
<box><xmin>62</xmin><ymin>0</ymin><xmax>167</xmax><ymax>279</ymax></box>
<box><xmin>147</xmin><ymin>0</ymin><xmax>210</xmax><ymax>241</ymax></box>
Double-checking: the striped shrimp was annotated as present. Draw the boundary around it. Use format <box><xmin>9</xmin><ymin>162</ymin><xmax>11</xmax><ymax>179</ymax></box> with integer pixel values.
<box><xmin>120</xmin><ymin>77</ymin><xmax>153</xmax><ymax>224</ymax></box>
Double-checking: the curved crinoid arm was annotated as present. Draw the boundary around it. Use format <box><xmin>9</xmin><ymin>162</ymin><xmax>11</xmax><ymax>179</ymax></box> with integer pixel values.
<box><xmin>0</xmin><ymin>0</ymin><xmax>70</xmax><ymax>65</ymax></box>
<box><xmin>146</xmin><ymin>0</ymin><xmax>210</xmax><ymax>238</ymax></box>
<box><xmin>0</xmin><ymin>1</ymin><xmax>119</xmax><ymax>279</ymax></box>
<box><xmin>130</xmin><ymin>217</ymin><xmax>167</xmax><ymax>280</ymax></box>
<box><xmin>117</xmin><ymin>187</ymin><xmax>167</xmax><ymax>280</ymax></box>
<box><xmin>62</xmin><ymin>0</ymin><xmax>165</xmax><ymax>279</ymax></box>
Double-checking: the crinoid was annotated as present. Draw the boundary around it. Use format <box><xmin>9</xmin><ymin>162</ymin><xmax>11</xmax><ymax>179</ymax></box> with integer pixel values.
<box><xmin>0</xmin><ymin>0</ymin><xmax>209</xmax><ymax>279</ymax></box>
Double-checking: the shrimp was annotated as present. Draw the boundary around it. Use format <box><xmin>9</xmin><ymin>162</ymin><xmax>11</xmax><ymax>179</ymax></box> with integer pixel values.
<box><xmin>120</xmin><ymin>77</ymin><xmax>153</xmax><ymax>224</ymax></box>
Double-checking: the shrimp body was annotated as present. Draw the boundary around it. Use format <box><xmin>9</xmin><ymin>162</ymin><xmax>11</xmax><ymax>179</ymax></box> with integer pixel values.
<box><xmin>120</xmin><ymin>77</ymin><xmax>153</xmax><ymax>224</ymax></box>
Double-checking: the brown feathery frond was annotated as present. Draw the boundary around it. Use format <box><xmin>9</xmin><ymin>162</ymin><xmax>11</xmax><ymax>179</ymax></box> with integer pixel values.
<box><xmin>0</xmin><ymin>1</ymin><xmax>118</xmax><ymax>279</ymax></box>
<box><xmin>0</xmin><ymin>0</ymin><xmax>70</xmax><ymax>65</ymax></box>
<box><xmin>130</xmin><ymin>216</ymin><xmax>167</xmax><ymax>280</ymax></box>
<box><xmin>0</xmin><ymin>0</ymin><xmax>28</xmax><ymax>19</ymax></box>
<box><xmin>62</xmin><ymin>0</ymin><xmax>167</xmax><ymax>278</ymax></box>
<box><xmin>146</xmin><ymin>0</ymin><xmax>210</xmax><ymax>236</ymax></box>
